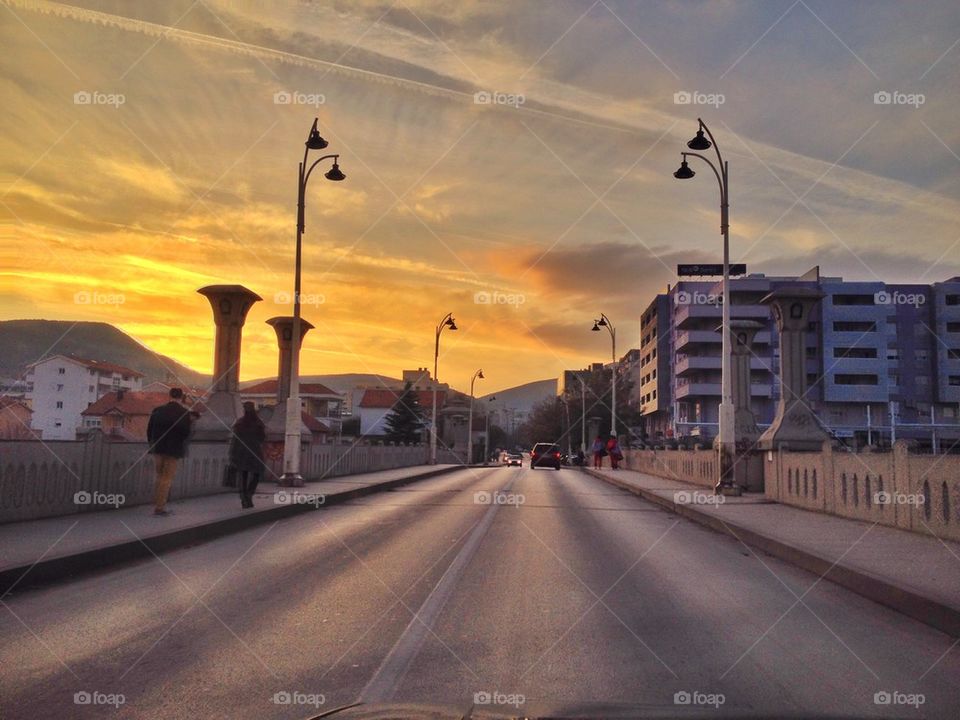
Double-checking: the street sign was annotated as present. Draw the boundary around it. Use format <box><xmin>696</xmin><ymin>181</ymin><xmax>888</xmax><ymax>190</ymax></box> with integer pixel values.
<box><xmin>677</xmin><ymin>263</ymin><xmax>747</xmax><ymax>277</ymax></box>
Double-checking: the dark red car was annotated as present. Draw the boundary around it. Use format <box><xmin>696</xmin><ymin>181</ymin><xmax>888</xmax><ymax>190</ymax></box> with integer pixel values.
<box><xmin>530</xmin><ymin>443</ymin><xmax>562</xmax><ymax>470</ymax></box>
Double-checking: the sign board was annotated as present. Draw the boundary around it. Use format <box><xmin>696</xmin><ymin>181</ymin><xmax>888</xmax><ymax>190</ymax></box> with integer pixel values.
<box><xmin>677</xmin><ymin>263</ymin><xmax>747</xmax><ymax>277</ymax></box>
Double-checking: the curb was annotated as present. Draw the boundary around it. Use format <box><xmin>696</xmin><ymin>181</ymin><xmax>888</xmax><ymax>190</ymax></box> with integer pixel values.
<box><xmin>584</xmin><ymin>468</ymin><xmax>960</xmax><ymax>638</ymax></box>
<box><xmin>0</xmin><ymin>465</ymin><xmax>466</xmax><ymax>595</ymax></box>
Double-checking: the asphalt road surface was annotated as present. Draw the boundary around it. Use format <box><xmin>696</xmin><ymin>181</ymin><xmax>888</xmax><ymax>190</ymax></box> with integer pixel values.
<box><xmin>2</xmin><ymin>466</ymin><xmax>958</xmax><ymax>719</ymax></box>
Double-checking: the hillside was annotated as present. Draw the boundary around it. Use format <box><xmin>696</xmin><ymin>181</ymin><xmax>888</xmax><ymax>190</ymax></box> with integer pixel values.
<box><xmin>0</xmin><ymin>320</ymin><xmax>209</xmax><ymax>387</ymax></box>
<box><xmin>479</xmin><ymin>378</ymin><xmax>556</xmax><ymax>413</ymax></box>
<box><xmin>240</xmin><ymin>373</ymin><xmax>404</xmax><ymax>394</ymax></box>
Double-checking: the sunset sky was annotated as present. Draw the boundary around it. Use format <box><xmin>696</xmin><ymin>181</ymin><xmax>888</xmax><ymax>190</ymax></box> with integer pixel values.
<box><xmin>2</xmin><ymin>0</ymin><xmax>959</xmax><ymax>393</ymax></box>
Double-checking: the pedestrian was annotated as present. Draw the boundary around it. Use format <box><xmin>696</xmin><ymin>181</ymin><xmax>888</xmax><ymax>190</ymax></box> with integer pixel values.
<box><xmin>607</xmin><ymin>433</ymin><xmax>623</xmax><ymax>470</ymax></box>
<box><xmin>229</xmin><ymin>402</ymin><xmax>266</xmax><ymax>509</ymax></box>
<box><xmin>591</xmin><ymin>434</ymin><xmax>606</xmax><ymax>469</ymax></box>
<box><xmin>146</xmin><ymin>388</ymin><xmax>194</xmax><ymax>516</ymax></box>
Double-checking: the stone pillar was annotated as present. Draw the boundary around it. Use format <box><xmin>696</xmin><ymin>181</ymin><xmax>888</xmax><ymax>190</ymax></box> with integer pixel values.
<box><xmin>263</xmin><ymin>316</ymin><xmax>315</xmax><ymax>442</ymax></box>
<box><xmin>718</xmin><ymin>319</ymin><xmax>764</xmax><ymax>490</ymax></box>
<box><xmin>194</xmin><ymin>285</ymin><xmax>262</xmax><ymax>438</ymax></box>
<box><xmin>758</xmin><ymin>287</ymin><xmax>829</xmax><ymax>451</ymax></box>
<box><xmin>266</xmin><ymin>316</ymin><xmax>314</xmax><ymax>402</ymax></box>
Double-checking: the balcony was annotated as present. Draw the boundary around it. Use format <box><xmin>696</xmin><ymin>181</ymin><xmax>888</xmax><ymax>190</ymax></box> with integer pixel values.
<box><xmin>675</xmin><ymin>381</ymin><xmax>721</xmax><ymax>398</ymax></box>
<box><xmin>675</xmin><ymin>329</ymin><xmax>722</xmax><ymax>349</ymax></box>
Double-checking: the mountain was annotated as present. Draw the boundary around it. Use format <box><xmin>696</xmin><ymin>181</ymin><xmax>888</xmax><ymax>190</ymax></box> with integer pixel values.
<box><xmin>240</xmin><ymin>373</ymin><xmax>403</xmax><ymax>394</ymax></box>
<box><xmin>480</xmin><ymin>378</ymin><xmax>556</xmax><ymax>413</ymax></box>
<box><xmin>0</xmin><ymin>320</ymin><xmax>209</xmax><ymax>387</ymax></box>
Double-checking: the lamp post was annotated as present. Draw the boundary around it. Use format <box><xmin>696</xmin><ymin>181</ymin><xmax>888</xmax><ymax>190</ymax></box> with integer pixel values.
<box><xmin>591</xmin><ymin>313</ymin><xmax>617</xmax><ymax>437</ymax></box>
<box><xmin>466</xmin><ymin>368</ymin><xmax>484</xmax><ymax>465</ymax></box>
<box><xmin>578</xmin><ymin>375</ymin><xmax>587</xmax><ymax>453</ymax></box>
<box><xmin>430</xmin><ymin>312</ymin><xmax>457</xmax><ymax>464</ymax></box>
<box><xmin>483</xmin><ymin>396</ymin><xmax>496</xmax><ymax>464</ymax></box>
<box><xmin>281</xmin><ymin>118</ymin><xmax>346</xmax><ymax>487</ymax></box>
<box><xmin>673</xmin><ymin>118</ymin><xmax>734</xmax><ymax>492</ymax></box>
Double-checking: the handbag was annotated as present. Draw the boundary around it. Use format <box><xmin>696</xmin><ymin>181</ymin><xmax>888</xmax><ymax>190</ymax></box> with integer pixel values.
<box><xmin>222</xmin><ymin>464</ymin><xmax>238</xmax><ymax>488</ymax></box>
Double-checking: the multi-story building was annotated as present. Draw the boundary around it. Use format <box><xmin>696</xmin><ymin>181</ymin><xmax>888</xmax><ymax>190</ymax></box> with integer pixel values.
<box><xmin>25</xmin><ymin>355</ymin><xmax>144</xmax><ymax>440</ymax></box>
<box><xmin>638</xmin><ymin>269</ymin><xmax>960</xmax><ymax>448</ymax></box>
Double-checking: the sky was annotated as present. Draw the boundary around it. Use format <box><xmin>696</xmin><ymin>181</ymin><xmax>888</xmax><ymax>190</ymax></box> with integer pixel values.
<box><xmin>1</xmin><ymin>0</ymin><xmax>959</xmax><ymax>393</ymax></box>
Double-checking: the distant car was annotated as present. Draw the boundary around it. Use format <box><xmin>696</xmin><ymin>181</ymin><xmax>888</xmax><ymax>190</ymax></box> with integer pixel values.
<box><xmin>505</xmin><ymin>453</ymin><xmax>522</xmax><ymax>466</ymax></box>
<box><xmin>530</xmin><ymin>443</ymin><xmax>562</xmax><ymax>470</ymax></box>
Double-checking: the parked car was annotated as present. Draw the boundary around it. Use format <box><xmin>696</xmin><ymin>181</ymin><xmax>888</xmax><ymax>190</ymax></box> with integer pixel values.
<box><xmin>530</xmin><ymin>443</ymin><xmax>562</xmax><ymax>470</ymax></box>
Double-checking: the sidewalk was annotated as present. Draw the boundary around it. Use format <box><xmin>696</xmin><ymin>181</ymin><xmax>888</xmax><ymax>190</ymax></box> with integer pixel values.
<box><xmin>0</xmin><ymin>464</ymin><xmax>463</xmax><ymax>594</ymax></box>
<box><xmin>585</xmin><ymin>466</ymin><xmax>960</xmax><ymax>637</ymax></box>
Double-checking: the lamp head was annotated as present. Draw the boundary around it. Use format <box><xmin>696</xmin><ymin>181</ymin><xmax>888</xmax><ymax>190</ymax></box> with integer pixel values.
<box><xmin>306</xmin><ymin>126</ymin><xmax>329</xmax><ymax>150</ymax></box>
<box><xmin>447</xmin><ymin>317</ymin><xmax>458</xmax><ymax>331</ymax></box>
<box><xmin>324</xmin><ymin>161</ymin><xmax>345</xmax><ymax>181</ymax></box>
<box><xmin>597</xmin><ymin>316</ymin><xmax>608</xmax><ymax>327</ymax></box>
<box><xmin>687</xmin><ymin>128</ymin><xmax>711</xmax><ymax>150</ymax></box>
<box><xmin>477</xmin><ymin>369</ymin><xmax>484</xmax><ymax>379</ymax></box>
<box><xmin>591</xmin><ymin>322</ymin><xmax>601</xmax><ymax>332</ymax></box>
<box><xmin>673</xmin><ymin>159</ymin><xmax>695</xmax><ymax>180</ymax></box>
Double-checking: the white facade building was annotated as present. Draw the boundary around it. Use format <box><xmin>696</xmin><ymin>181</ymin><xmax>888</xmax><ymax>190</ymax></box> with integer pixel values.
<box><xmin>26</xmin><ymin>355</ymin><xmax>143</xmax><ymax>440</ymax></box>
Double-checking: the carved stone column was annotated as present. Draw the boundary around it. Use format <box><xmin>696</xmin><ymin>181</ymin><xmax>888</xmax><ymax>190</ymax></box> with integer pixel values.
<box><xmin>758</xmin><ymin>287</ymin><xmax>829</xmax><ymax>451</ymax></box>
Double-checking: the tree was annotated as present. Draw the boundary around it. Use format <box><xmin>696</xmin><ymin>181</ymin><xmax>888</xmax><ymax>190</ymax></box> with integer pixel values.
<box><xmin>383</xmin><ymin>382</ymin><xmax>425</xmax><ymax>444</ymax></box>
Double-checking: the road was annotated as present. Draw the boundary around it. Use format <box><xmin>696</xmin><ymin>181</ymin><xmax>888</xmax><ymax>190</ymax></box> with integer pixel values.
<box><xmin>2</xmin><ymin>466</ymin><xmax>958</xmax><ymax>719</ymax></box>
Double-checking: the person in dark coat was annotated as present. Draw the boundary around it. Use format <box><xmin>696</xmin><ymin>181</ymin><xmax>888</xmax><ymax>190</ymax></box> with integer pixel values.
<box><xmin>229</xmin><ymin>402</ymin><xmax>266</xmax><ymax>509</ymax></box>
<box><xmin>146</xmin><ymin>388</ymin><xmax>194</xmax><ymax>516</ymax></box>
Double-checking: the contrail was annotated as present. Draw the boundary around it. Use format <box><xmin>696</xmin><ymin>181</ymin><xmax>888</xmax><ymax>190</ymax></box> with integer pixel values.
<box><xmin>3</xmin><ymin>0</ymin><xmax>647</xmax><ymax>136</ymax></box>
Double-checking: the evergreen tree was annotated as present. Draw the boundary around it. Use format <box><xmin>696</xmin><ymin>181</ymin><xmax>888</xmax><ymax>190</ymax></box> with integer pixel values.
<box><xmin>383</xmin><ymin>382</ymin><xmax>425</xmax><ymax>444</ymax></box>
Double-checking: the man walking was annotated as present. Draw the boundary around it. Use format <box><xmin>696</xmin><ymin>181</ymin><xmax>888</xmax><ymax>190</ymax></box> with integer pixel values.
<box><xmin>146</xmin><ymin>388</ymin><xmax>194</xmax><ymax>516</ymax></box>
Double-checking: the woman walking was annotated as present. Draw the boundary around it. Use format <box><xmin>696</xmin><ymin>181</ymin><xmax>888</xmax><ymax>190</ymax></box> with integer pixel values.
<box><xmin>229</xmin><ymin>402</ymin><xmax>266</xmax><ymax>509</ymax></box>
<box><xmin>606</xmin><ymin>434</ymin><xmax>623</xmax><ymax>470</ymax></box>
<box><xmin>591</xmin><ymin>434</ymin><xmax>606</xmax><ymax>469</ymax></box>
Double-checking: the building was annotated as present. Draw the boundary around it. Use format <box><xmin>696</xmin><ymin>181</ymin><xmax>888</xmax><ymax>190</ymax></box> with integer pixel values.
<box><xmin>241</xmin><ymin>379</ymin><xmax>344</xmax><ymax>431</ymax></box>
<box><xmin>25</xmin><ymin>355</ymin><xmax>144</xmax><ymax>440</ymax></box>
<box><xmin>637</xmin><ymin>268</ymin><xmax>960</xmax><ymax>449</ymax></box>
<box><xmin>357</xmin><ymin>388</ymin><xmax>444</xmax><ymax>437</ymax></box>
<box><xmin>0</xmin><ymin>397</ymin><xmax>34</xmax><ymax>439</ymax></box>
<box><xmin>80</xmin><ymin>390</ymin><xmax>171</xmax><ymax>440</ymax></box>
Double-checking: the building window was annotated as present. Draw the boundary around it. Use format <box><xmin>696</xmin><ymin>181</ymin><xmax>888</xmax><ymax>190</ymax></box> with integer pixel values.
<box><xmin>948</xmin><ymin>349</ymin><xmax>960</xmax><ymax>360</ymax></box>
<box><xmin>833</xmin><ymin>347</ymin><xmax>878</xmax><ymax>359</ymax></box>
<box><xmin>946</xmin><ymin>295</ymin><xmax>960</xmax><ymax>306</ymax></box>
<box><xmin>950</xmin><ymin>376</ymin><xmax>960</xmax><ymax>386</ymax></box>
<box><xmin>947</xmin><ymin>322</ymin><xmax>960</xmax><ymax>333</ymax></box>
<box><xmin>55</xmin><ymin>401</ymin><xmax>63</xmax><ymax>409</ymax></box>
<box><xmin>89</xmin><ymin>385</ymin><xmax>94</xmax><ymax>393</ymax></box>
<box><xmin>56</xmin><ymin>384</ymin><xmax>64</xmax><ymax>391</ymax></box>
<box><xmin>58</xmin><ymin>367</ymin><xmax>65</xmax><ymax>375</ymax></box>
<box><xmin>834</xmin><ymin>374</ymin><xmax>879</xmax><ymax>385</ymax></box>
<box><xmin>833</xmin><ymin>321</ymin><xmax>876</xmax><ymax>332</ymax></box>
<box><xmin>915</xmin><ymin>349</ymin><xmax>929</xmax><ymax>362</ymax></box>
<box><xmin>833</xmin><ymin>294</ymin><xmax>875</xmax><ymax>306</ymax></box>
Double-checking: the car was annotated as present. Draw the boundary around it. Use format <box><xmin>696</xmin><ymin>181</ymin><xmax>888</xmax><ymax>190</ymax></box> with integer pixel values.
<box><xmin>505</xmin><ymin>453</ymin><xmax>522</xmax><ymax>466</ymax></box>
<box><xmin>530</xmin><ymin>443</ymin><xmax>562</xmax><ymax>470</ymax></box>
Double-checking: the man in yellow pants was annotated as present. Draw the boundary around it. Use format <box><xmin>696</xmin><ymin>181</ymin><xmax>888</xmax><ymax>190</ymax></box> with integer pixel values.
<box><xmin>146</xmin><ymin>388</ymin><xmax>194</xmax><ymax>516</ymax></box>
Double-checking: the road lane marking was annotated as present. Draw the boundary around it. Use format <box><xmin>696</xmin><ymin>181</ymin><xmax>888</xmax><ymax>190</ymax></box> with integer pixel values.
<box><xmin>359</xmin><ymin>474</ymin><xmax>518</xmax><ymax>702</ymax></box>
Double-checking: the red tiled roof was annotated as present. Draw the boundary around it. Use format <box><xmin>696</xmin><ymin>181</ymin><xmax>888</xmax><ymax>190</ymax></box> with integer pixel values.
<box><xmin>30</xmin><ymin>354</ymin><xmax>145</xmax><ymax>378</ymax></box>
<box><xmin>81</xmin><ymin>391</ymin><xmax>170</xmax><ymax>417</ymax></box>
<box><xmin>243</xmin><ymin>379</ymin><xmax>340</xmax><ymax>396</ymax></box>
<box><xmin>0</xmin><ymin>397</ymin><xmax>30</xmax><ymax>411</ymax></box>
<box><xmin>359</xmin><ymin>388</ymin><xmax>443</xmax><ymax>409</ymax></box>
<box><xmin>301</xmin><ymin>412</ymin><xmax>330</xmax><ymax>433</ymax></box>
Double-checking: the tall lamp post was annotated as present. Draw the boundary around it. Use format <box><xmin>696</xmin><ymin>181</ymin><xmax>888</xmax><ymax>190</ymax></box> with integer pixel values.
<box><xmin>673</xmin><ymin>118</ymin><xmax>734</xmax><ymax>492</ymax></box>
<box><xmin>430</xmin><ymin>312</ymin><xmax>457</xmax><ymax>464</ymax></box>
<box><xmin>466</xmin><ymin>368</ymin><xmax>484</xmax><ymax>465</ymax></box>
<box><xmin>577</xmin><ymin>375</ymin><xmax>587</xmax><ymax>453</ymax></box>
<box><xmin>591</xmin><ymin>313</ymin><xmax>617</xmax><ymax>437</ymax></box>
<box><xmin>483</xmin><ymin>396</ymin><xmax>496</xmax><ymax>464</ymax></box>
<box><xmin>281</xmin><ymin>118</ymin><xmax>346</xmax><ymax>486</ymax></box>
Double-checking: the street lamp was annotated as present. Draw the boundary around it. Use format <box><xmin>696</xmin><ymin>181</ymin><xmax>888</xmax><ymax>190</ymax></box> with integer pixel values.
<box><xmin>673</xmin><ymin>117</ymin><xmax>734</xmax><ymax>492</ymax></box>
<box><xmin>466</xmin><ymin>369</ymin><xmax>484</xmax><ymax>465</ymax></box>
<box><xmin>577</xmin><ymin>375</ymin><xmax>587</xmax><ymax>454</ymax></box>
<box><xmin>280</xmin><ymin>118</ymin><xmax>346</xmax><ymax>487</ymax></box>
<box><xmin>484</xmin><ymin>396</ymin><xmax>496</xmax><ymax>464</ymax></box>
<box><xmin>430</xmin><ymin>312</ymin><xmax>457</xmax><ymax>464</ymax></box>
<box><xmin>591</xmin><ymin>313</ymin><xmax>617</xmax><ymax>437</ymax></box>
